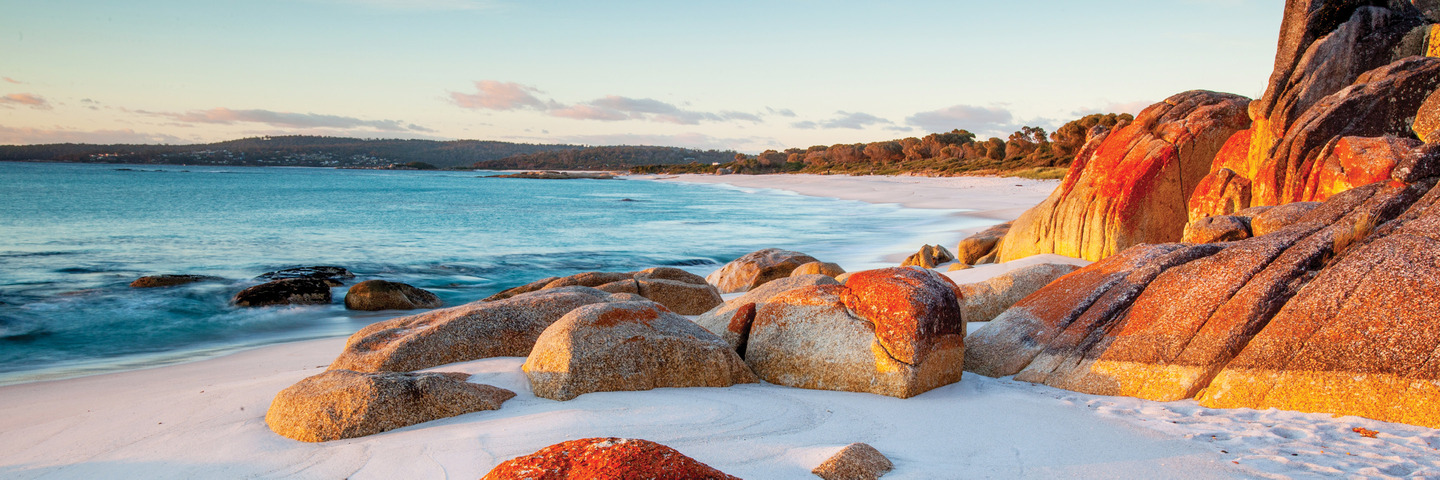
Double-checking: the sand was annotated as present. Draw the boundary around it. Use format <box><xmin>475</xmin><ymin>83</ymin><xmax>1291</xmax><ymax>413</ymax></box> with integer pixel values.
<box><xmin>3</xmin><ymin>174</ymin><xmax>1437</xmax><ymax>479</ymax></box>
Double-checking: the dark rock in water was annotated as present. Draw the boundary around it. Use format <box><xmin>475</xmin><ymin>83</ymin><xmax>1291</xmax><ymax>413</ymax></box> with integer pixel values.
<box><xmin>343</xmin><ymin>280</ymin><xmax>442</xmax><ymax>311</ymax></box>
<box><xmin>486</xmin><ymin>171</ymin><xmax>617</xmax><ymax>180</ymax></box>
<box><xmin>619</xmin><ymin>198</ymin><xmax>638</xmax><ymax>202</ymax></box>
<box><xmin>130</xmin><ymin>274</ymin><xmax>222</xmax><ymax>288</ymax></box>
<box><xmin>234</xmin><ymin>278</ymin><xmax>333</xmax><ymax>307</ymax></box>
<box><xmin>257</xmin><ymin>266</ymin><xmax>354</xmax><ymax>286</ymax></box>
<box><xmin>662</xmin><ymin>258</ymin><xmax>719</xmax><ymax>266</ymax></box>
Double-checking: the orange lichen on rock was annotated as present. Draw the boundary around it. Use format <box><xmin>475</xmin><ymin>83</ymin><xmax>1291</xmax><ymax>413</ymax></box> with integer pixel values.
<box><xmin>482</xmin><ymin>438</ymin><xmax>739</xmax><ymax>480</ymax></box>
<box><xmin>1301</xmin><ymin>136</ymin><xmax>1420</xmax><ymax>202</ymax></box>
<box><xmin>840</xmin><ymin>267</ymin><xmax>965</xmax><ymax>365</ymax></box>
<box><xmin>998</xmin><ymin>91</ymin><xmax>1250</xmax><ymax>262</ymax></box>
<box><xmin>1188</xmin><ymin>168</ymin><xmax>1253</xmax><ymax>222</ymax></box>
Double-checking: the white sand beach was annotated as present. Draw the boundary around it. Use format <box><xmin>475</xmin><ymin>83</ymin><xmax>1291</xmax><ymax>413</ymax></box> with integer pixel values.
<box><xmin>3</xmin><ymin>174</ymin><xmax>1438</xmax><ymax>479</ymax></box>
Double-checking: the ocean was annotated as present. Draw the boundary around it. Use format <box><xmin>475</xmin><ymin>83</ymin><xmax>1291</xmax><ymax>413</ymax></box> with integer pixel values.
<box><xmin>0</xmin><ymin>161</ymin><xmax>975</xmax><ymax>384</ymax></box>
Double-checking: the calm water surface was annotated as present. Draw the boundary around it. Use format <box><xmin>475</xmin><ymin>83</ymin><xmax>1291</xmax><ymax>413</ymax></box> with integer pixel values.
<box><xmin>0</xmin><ymin>162</ymin><xmax>979</xmax><ymax>384</ymax></box>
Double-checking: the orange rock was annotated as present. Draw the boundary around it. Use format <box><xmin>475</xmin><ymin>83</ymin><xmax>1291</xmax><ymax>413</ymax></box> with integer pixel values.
<box><xmin>482</xmin><ymin>438</ymin><xmax>739</xmax><ymax>480</ymax></box>
<box><xmin>266</xmin><ymin>370</ymin><xmax>513</xmax><ymax>442</ymax></box>
<box><xmin>999</xmin><ymin>91</ymin><xmax>1251</xmax><ymax>262</ymax></box>
<box><xmin>1416</xmin><ymin>87</ymin><xmax>1440</xmax><ymax>142</ymax></box>
<box><xmin>840</xmin><ymin>267</ymin><xmax>965</xmax><ymax>365</ymax></box>
<box><xmin>1188</xmin><ymin>168</ymin><xmax>1252</xmax><ymax>222</ymax></box>
<box><xmin>1301</xmin><ymin>136</ymin><xmax>1420</xmax><ymax>202</ymax></box>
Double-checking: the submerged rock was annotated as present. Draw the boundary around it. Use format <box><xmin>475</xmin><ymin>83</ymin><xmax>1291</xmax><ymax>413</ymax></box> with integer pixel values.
<box><xmin>482</xmin><ymin>438</ymin><xmax>739</xmax><ymax>480</ymax></box>
<box><xmin>257</xmin><ymin>266</ymin><xmax>354</xmax><ymax>286</ymax></box>
<box><xmin>233</xmin><ymin>278</ymin><xmax>332</xmax><ymax>307</ymax></box>
<box><xmin>523</xmin><ymin>301</ymin><xmax>756</xmax><ymax>401</ymax></box>
<box><xmin>343</xmin><ymin>280</ymin><xmax>442</xmax><ymax>311</ymax></box>
<box><xmin>705</xmin><ymin>248</ymin><xmax>819</xmax><ymax>293</ymax></box>
<box><xmin>266</xmin><ymin>369</ymin><xmax>514</xmax><ymax>442</ymax></box>
<box><xmin>130</xmin><ymin>274</ymin><xmax>221</xmax><ymax>288</ymax></box>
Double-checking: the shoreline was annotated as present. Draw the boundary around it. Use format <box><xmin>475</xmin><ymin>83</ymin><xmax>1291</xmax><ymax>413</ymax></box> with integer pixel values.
<box><xmin>5</xmin><ymin>174</ymin><xmax>1436</xmax><ymax>479</ymax></box>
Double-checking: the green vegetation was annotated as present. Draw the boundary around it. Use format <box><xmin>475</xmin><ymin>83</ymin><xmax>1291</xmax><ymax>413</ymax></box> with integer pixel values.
<box><xmin>630</xmin><ymin>113</ymin><xmax>1134</xmax><ymax>178</ymax></box>
<box><xmin>0</xmin><ymin>136</ymin><xmax>583</xmax><ymax>168</ymax></box>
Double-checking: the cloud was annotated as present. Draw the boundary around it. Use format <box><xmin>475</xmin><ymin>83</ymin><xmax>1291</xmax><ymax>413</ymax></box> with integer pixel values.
<box><xmin>450</xmin><ymin>80</ymin><xmax>764</xmax><ymax>125</ymax></box>
<box><xmin>0</xmin><ymin>126</ymin><xmax>188</xmax><ymax>145</ymax></box>
<box><xmin>791</xmin><ymin>111</ymin><xmax>894</xmax><ymax>130</ymax></box>
<box><xmin>551</xmin><ymin>132</ymin><xmax>777</xmax><ymax>152</ymax></box>
<box><xmin>144</xmin><ymin>107</ymin><xmax>430</xmax><ymax>132</ymax></box>
<box><xmin>2</xmin><ymin>77</ymin><xmax>21</xmax><ymax>84</ymax></box>
<box><xmin>450</xmin><ymin>80</ymin><xmax>550</xmax><ymax>110</ymax></box>
<box><xmin>1070</xmin><ymin>100</ymin><xmax>1153</xmax><ymax>117</ymax></box>
<box><xmin>317</xmin><ymin>0</ymin><xmax>500</xmax><ymax>11</ymax></box>
<box><xmin>766</xmin><ymin>107</ymin><xmax>797</xmax><ymax>118</ymax></box>
<box><xmin>904</xmin><ymin>104</ymin><xmax>1016</xmax><ymax>134</ymax></box>
<box><xmin>0</xmin><ymin>93</ymin><xmax>51</xmax><ymax>110</ymax></box>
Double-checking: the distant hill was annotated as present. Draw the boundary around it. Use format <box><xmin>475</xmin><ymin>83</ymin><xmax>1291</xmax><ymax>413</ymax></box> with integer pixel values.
<box><xmin>473</xmin><ymin>145</ymin><xmax>738</xmax><ymax>170</ymax></box>
<box><xmin>0</xmin><ymin>136</ymin><xmax>584</xmax><ymax>169</ymax></box>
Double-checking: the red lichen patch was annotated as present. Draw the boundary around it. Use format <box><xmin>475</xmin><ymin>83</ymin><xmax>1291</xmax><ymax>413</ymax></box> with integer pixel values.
<box><xmin>1353</xmin><ymin>427</ymin><xmax>1379</xmax><ymax>438</ymax></box>
<box><xmin>1210</xmin><ymin>127</ymin><xmax>1254</xmax><ymax>176</ymax></box>
<box><xmin>840</xmin><ymin>267</ymin><xmax>963</xmax><ymax>365</ymax></box>
<box><xmin>591</xmin><ymin>304</ymin><xmax>661</xmax><ymax>328</ymax></box>
<box><xmin>1188</xmin><ymin>168</ymin><xmax>1253</xmax><ymax>222</ymax></box>
<box><xmin>482</xmin><ymin>437</ymin><xmax>739</xmax><ymax>480</ymax></box>
<box><xmin>726</xmin><ymin>303</ymin><xmax>757</xmax><ymax>335</ymax></box>
<box><xmin>1303</xmin><ymin>136</ymin><xmax>1418</xmax><ymax>202</ymax></box>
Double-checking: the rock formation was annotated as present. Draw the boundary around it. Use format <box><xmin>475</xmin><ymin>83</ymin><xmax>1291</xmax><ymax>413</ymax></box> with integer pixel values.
<box><xmin>693</xmin><ymin>274</ymin><xmax>840</xmax><ymax>355</ymax></box>
<box><xmin>523</xmin><ymin>301</ymin><xmax>756</xmax><ymax>401</ymax></box>
<box><xmin>900</xmin><ymin>244</ymin><xmax>954</xmax><ymax>269</ymax></box>
<box><xmin>1189</xmin><ymin>2</ymin><xmax>1438</xmax><ymax>219</ymax></box>
<box><xmin>130</xmin><ymin>274</ymin><xmax>221</xmax><ymax>288</ymax></box>
<box><xmin>329</xmin><ymin>287</ymin><xmax>617</xmax><ymax>372</ymax></box>
<box><xmin>257</xmin><ymin>266</ymin><xmax>354</xmax><ymax>286</ymax></box>
<box><xmin>967</xmin><ymin>177</ymin><xmax>1440</xmax><ymax>427</ymax></box>
<box><xmin>812</xmin><ymin>443</ymin><xmax>894</xmax><ymax>480</ymax></box>
<box><xmin>482</xmin><ymin>438</ymin><xmax>739</xmax><ymax>480</ymax></box>
<box><xmin>343</xmin><ymin>280</ymin><xmax>443</xmax><ymax>311</ymax></box>
<box><xmin>483</xmin><ymin>268</ymin><xmax>721</xmax><ymax>315</ymax></box>
<box><xmin>705</xmin><ymin>248</ymin><xmax>820</xmax><ymax>293</ymax></box>
<box><xmin>958</xmin><ymin>263</ymin><xmax>1080</xmax><ymax>323</ymax></box>
<box><xmin>790</xmin><ymin>261</ymin><xmax>846</xmax><ymax>278</ymax></box>
<box><xmin>954</xmin><ymin>222</ymin><xmax>1011</xmax><ymax>265</ymax></box>
<box><xmin>745</xmin><ymin>267</ymin><xmax>966</xmax><ymax>398</ymax></box>
<box><xmin>266</xmin><ymin>370</ymin><xmax>514</xmax><ymax>442</ymax></box>
<box><xmin>233</xmin><ymin>278</ymin><xmax>332</xmax><ymax>307</ymax></box>
<box><xmin>1180</xmin><ymin>215</ymin><xmax>1252</xmax><ymax>243</ymax></box>
<box><xmin>998</xmin><ymin>91</ymin><xmax>1252</xmax><ymax>262</ymax></box>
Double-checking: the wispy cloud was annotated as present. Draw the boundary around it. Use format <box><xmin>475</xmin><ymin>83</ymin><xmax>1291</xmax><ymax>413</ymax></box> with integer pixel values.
<box><xmin>905</xmin><ymin>104</ymin><xmax>1016</xmax><ymax>134</ymax></box>
<box><xmin>142</xmin><ymin>107</ymin><xmax>432</xmax><ymax>132</ymax></box>
<box><xmin>1070</xmin><ymin>100</ymin><xmax>1153</xmax><ymax>117</ymax></box>
<box><xmin>0</xmin><ymin>93</ymin><xmax>51</xmax><ymax>110</ymax></box>
<box><xmin>449</xmin><ymin>80</ymin><xmax>766</xmax><ymax>126</ymax></box>
<box><xmin>317</xmin><ymin>0</ymin><xmax>501</xmax><ymax>11</ymax></box>
<box><xmin>551</xmin><ymin>132</ymin><xmax>776</xmax><ymax>151</ymax></box>
<box><xmin>2</xmin><ymin>77</ymin><xmax>22</xmax><ymax>84</ymax></box>
<box><xmin>791</xmin><ymin>111</ymin><xmax>894</xmax><ymax>130</ymax></box>
<box><xmin>0</xmin><ymin>126</ymin><xmax>188</xmax><ymax>145</ymax></box>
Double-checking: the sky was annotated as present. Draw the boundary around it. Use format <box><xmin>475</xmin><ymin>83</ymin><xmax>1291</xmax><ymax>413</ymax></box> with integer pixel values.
<box><xmin>0</xmin><ymin>0</ymin><xmax>1285</xmax><ymax>153</ymax></box>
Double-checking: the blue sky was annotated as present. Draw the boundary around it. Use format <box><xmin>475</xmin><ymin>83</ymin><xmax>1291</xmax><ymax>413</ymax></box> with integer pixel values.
<box><xmin>1</xmin><ymin>0</ymin><xmax>1284</xmax><ymax>152</ymax></box>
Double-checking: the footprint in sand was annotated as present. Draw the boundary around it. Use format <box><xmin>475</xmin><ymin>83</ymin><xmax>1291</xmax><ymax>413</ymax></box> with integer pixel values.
<box><xmin>1270</xmin><ymin>427</ymin><xmax>1309</xmax><ymax>440</ymax></box>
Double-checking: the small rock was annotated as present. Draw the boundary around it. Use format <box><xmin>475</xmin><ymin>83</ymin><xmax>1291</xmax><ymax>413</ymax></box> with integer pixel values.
<box><xmin>955</xmin><ymin>222</ymin><xmax>1011</xmax><ymax>265</ymax></box>
<box><xmin>482</xmin><ymin>438</ymin><xmax>739</xmax><ymax>480</ymax></box>
<box><xmin>233</xmin><ymin>278</ymin><xmax>332</xmax><ymax>307</ymax></box>
<box><xmin>1181</xmin><ymin>215</ymin><xmax>1252</xmax><ymax>244</ymax></box>
<box><xmin>343</xmin><ymin>280</ymin><xmax>442</xmax><ymax>311</ymax></box>
<box><xmin>791</xmin><ymin>261</ymin><xmax>845</xmax><ymax>278</ymax></box>
<box><xmin>265</xmin><ymin>369</ymin><xmax>514</xmax><ymax>442</ymax></box>
<box><xmin>130</xmin><ymin>274</ymin><xmax>221</xmax><ymax>288</ymax></box>
<box><xmin>813</xmin><ymin>443</ymin><xmax>894</xmax><ymax>480</ymax></box>
<box><xmin>900</xmin><ymin>244</ymin><xmax>954</xmax><ymax>269</ymax></box>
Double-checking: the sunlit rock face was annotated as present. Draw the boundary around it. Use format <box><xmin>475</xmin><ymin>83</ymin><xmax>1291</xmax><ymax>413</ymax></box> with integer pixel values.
<box><xmin>998</xmin><ymin>90</ymin><xmax>1251</xmax><ymax>262</ymax></box>
<box><xmin>744</xmin><ymin>267</ymin><xmax>966</xmax><ymax>398</ymax></box>
<box><xmin>968</xmin><ymin>177</ymin><xmax>1440</xmax><ymax>428</ymax></box>
<box><xmin>266</xmin><ymin>370</ymin><xmax>514</xmax><ymax>442</ymax></box>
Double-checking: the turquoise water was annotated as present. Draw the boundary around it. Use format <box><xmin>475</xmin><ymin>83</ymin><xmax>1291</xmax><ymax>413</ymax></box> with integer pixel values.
<box><xmin>0</xmin><ymin>162</ymin><xmax>974</xmax><ymax>384</ymax></box>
